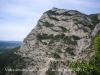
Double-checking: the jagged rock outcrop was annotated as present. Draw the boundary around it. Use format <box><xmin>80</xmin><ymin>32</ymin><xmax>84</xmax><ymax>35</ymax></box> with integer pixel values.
<box><xmin>98</xmin><ymin>14</ymin><xmax>100</xmax><ymax>20</ymax></box>
<box><xmin>13</xmin><ymin>8</ymin><xmax>100</xmax><ymax>75</ymax></box>
<box><xmin>92</xmin><ymin>23</ymin><xmax>100</xmax><ymax>37</ymax></box>
<box><xmin>91</xmin><ymin>14</ymin><xmax>100</xmax><ymax>37</ymax></box>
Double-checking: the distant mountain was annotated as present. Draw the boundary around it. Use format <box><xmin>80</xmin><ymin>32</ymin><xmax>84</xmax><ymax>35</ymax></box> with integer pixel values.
<box><xmin>0</xmin><ymin>41</ymin><xmax>22</xmax><ymax>46</ymax></box>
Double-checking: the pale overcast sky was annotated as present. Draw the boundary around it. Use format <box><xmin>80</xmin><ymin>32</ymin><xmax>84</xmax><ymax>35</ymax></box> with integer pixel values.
<box><xmin>0</xmin><ymin>0</ymin><xmax>100</xmax><ymax>41</ymax></box>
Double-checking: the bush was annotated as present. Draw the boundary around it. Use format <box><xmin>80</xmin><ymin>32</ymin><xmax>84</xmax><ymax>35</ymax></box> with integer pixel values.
<box><xmin>49</xmin><ymin>16</ymin><xmax>59</xmax><ymax>21</ymax></box>
<box><xmin>84</xmin><ymin>24</ymin><xmax>94</xmax><ymax>30</ymax></box>
<box><xmin>48</xmin><ymin>34</ymin><xmax>54</xmax><ymax>39</ymax></box>
<box><xmin>56</xmin><ymin>49</ymin><xmax>62</xmax><ymax>53</ymax></box>
<box><xmin>0</xmin><ymin>47</ymin><xmax>26</xmax><ymax>75</ymax></box>
<box><xmin>49</xmin><ymin>40</ymin><xmax>54</xmax><ymax>45</ymax></box>
<box><xmin>63</xmin><ymin>36</ymin><xmax>68</xmax><ymax>41</ymax></box>
<box><xmin>83</xmin><ymin>28</ymin><xmax>88</xmax><ymax>32</ymax></box>
<box><xmin>47</xmin><ymin>10</ymin><xmax>59</xmax><ymax>15</ymax></box>
<box><xmin>59</xmin><ymin>26</ymin><xmax>68</xmax><ymax>32</ymax></box>
<box><xmin>53</xmin><ymin>35</ymin><xmax>61</xmax><ymax>40</ymax></box>
<box><xmin>42</xmin><ymin>33</ymin><xmax>48</xmax><ymax>39</ymax></box>
<box><xmin>73</xmin><ymin>19</ymin><xmax>78</xmax><ymax>21</ymax></box>
<box><xmin>71</xmin><ymin>35</ymin><xmax>81</xmax><ymax>40</ymax></box>
<box><xmin>61</xmin><ymin>12</ymin><xmax>72</xmax><ymax>16</ymax></box>
<box><xmin>68</xmin><ymin>34</ymin><xmax>100</xmax><ymax>75</ymax></box>
<box><xmin>94</xmin><ymin>34</ymin><xmax>100</xmax><ymax>56</ymax></box>
<box><xmin>43</xmin><ymin>42</ymin><xmax>47</xmax><ymax>45</ymax></box>
<box><xmin>46</xmin><ymin>68</ymin><xmax>56</xmax><ymax>75</ymax></box>
<box><xmin>37</xmin><ymin>34</ymin><xmax>54</xmax><ymax>41</ymax></box>
<box><xmin>65</xmin><ymin>47</ymin><xmax>75</xmax><ymax>55</ymax></box>
<box><xmin>52</xmin><ymin>53</ymin><xmax>61</xmax><ymax>59</ymax></box>
<box><xmin>67</xmin><ymin>37</ymin><xmax>77</xmax><ymax>45</ymax></box>
<box><xmin>89</xmin><ymin>14</ymin><xmax>100</xmax><ymax>25</ymax></box>
<box><xmin>60</xmin><ymin>33</ymin><xmax>65</xmax><ymax>38</ymax></box>
<box><xmin>43</xmin><ymin>22</ymin><xmax>54</xmax><ymax>27</ymax></box>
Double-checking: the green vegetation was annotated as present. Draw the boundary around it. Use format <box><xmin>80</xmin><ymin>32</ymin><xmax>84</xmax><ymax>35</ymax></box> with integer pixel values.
<box><xmin>0</xmin><ymin>47</ymin><xmax>31</xmax><ymax>75</ymax></box>
<box><xmin>71</xmin><ymin>35</ymin><xmax>81</xmax><ymax>40</ymax></box>
<box><xmin>77</xmin><ymin>21</ymin><xmax>83</xmax><ymax>24</ymax></box>
<box><xmin>83</xmin><ymin>28</ymin><xmax>88</xmax><ymax>32</ymax></box>
<box><xmin>43</xmin><ymin>22</ymin><xmax>54</xmax><ymax>27</ymax></box>
<box><xmin>94</xmin><ymin>34</ymin><xmax>100</xmax><ymax>56</ymax></box>
<box><xmin>73</xmin><ymin>19</ymin><xmax>78</xmax><ymax>21</ymax></box>
<box><xmin>46</xmin><ymin>68</ymin><xmax>56</xmax><ymax>75</ymax></box>
<box><xmin>37</xmin><ymin>34</ymin><xmax>42</xmax><ymax>41</ymax></box>
<box><xmin>49</xmin><ymin>16</ymin><xmax>59</xmax><ymax>21</ymax></box>
<box><xmin>52</xmin><ymin>53</ymin><xmax>61</xmax><ymax>59</ymax></box>
<box><xmin>73</xmin><ymin>19</ymin><xmax>83</xmax><ymax>25</ymax></box>
<box><xmin>84</xmin><ymin>24</ymin><xmax>94</xmax><ymax>30</ymax></box>
<box><xmin>89</xmin><ymin>14</ymin><xmax>100</xmax><ymax>25</ymax></box>
<box><xmin>37</xmin><ymin>33</ymin><xmax>66</xmax><ymax>43</ymax></box>
<box><xmin>0</xmin><ymin>47</ymin><xmax>25</xmax><ymax>75</ymax></box>
<box><xmin>47</xmin><ymin>10</ymin><xmax>59</xmax><ymax>15</ymax></box>
<box><xmin>50</xmin><ymin>61</ymin><xmax>58</xmax><ymax>69</ymax></box>
<box><xmin>47</xmin><ymin>10</ymin><xmax>72</xmax><ymax>16</ymax></box>
<box><xmin>68</xmin><ymin>34</ymin><xmax>100</xmax><ymax>75</ymax></box>
<box><xmin>56</xmin><ymin>49</ymin><xmax>62</xmax><ymax>53</ymax></box>
<box><xmin>67</xmin><ymin>37</ymin><xmax>77</xmax><ymax>45</ymax></box>
<box><xmin>59</xmin><ymin>26</ymin><xmax>68</xmax><ymax>32</ymax></box>
<box><xmin>37</xmin><ymin>34</ymin><xmax>53</xmax><ymax>41</ymax></box>
<box><xmin>54</xmin><ymin>33</ymin><xmax>65</xmax><ymax>39</ymax></box>
<box><xmin>61</xmin><ymin>12</ymin><xmax>72</xmax><ymax>16</ymax></box>
<box><xmin>43</xmin><ymin>42</ymin><xmax>47</xmax><ymax>45</ymax></box>
<box><xmin>49</xmin><ymin>34</ymin><xmax>78</xmax><ymax>45</ymax></box>
<box><xmin>48</xmin><ymin>33</ymin><xmax>66</xmax><ymax>45</ymax></box>
<box><xmin>37</xmin><ymin>33</ymin><xmax>78</xmax><ymax>45</ymax></box>
<box><xmin>65</xmin><ymin>47</ymin><xmax>75</xmax><ymax>55</ymax></box>
<box><xmin>53</xmin><ymin>35</ymin><xmax>61</xmax><ymax>40</ymax></box>
<box><xmin>0</xmin><ymin>47</ymin><xmax>20</xmax><ymax>68</ymax></box>
<box><xmin>63</xmin><ymin>36</ymin><xmax>68</xmax><ymax>41</ymax></box>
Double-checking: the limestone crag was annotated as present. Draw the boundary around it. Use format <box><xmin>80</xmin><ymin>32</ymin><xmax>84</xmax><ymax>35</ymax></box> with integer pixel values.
<box><xmin>14</xmin><ymin>8</ymin><xmax>100</xmax><ymax>75</ymax></box>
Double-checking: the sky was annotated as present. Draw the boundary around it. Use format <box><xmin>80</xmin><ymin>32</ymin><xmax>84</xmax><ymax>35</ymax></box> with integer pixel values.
<box><xmin>0</xmin><ymin>0</ymin><xmax>100</xmax><ymax>41</ymax></box>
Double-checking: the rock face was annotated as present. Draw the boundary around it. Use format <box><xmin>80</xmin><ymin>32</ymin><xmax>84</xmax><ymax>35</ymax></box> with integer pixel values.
<box><xmin>14</xmin><ymin>8</ymin><xmax>100</xmax><ymax>75</ymax></box>
<box><xmin>92</xmin><ymin>23</ymin><xmax>100</xmax><ymax>37</ymax></box>
<box><xmin>98</xmin><ymin>14</ymin><xmax>100</xmax><ymax>20</ymax></box>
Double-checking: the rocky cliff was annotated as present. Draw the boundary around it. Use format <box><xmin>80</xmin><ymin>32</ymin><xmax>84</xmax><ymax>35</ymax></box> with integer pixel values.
<box><xmin>13</xmin><ymin>8</ymin><xmax>100</xmax><ymax>75</ymax></box>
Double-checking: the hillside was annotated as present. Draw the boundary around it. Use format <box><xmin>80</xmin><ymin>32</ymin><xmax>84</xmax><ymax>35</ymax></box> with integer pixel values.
<box><xmin>1</xmin><ymin>8</ymin><xmax>100</xmax><ymax>75</ymax></box>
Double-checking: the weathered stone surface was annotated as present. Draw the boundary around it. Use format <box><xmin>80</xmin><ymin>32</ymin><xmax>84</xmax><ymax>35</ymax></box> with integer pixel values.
<box><xmin>92</xmin><ymin>23</ymin><xmax>100</xmax><ymax>37</ymax></box>
<box><xmin>98</xmin><ymin>14</ymin><xmax>100</xmax><ymax>20</ymax></box>
<box><xmin>14</xmin><ymin>8</ymin><xmax>99</xmax><ymax>75</ymax></box>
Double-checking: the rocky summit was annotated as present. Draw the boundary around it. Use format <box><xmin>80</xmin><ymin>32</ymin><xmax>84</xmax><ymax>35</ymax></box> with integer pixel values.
<box><xmin>10</xmin><ymin>7</ymin><xmax>100</xmax><ymax>75</ymax></box>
